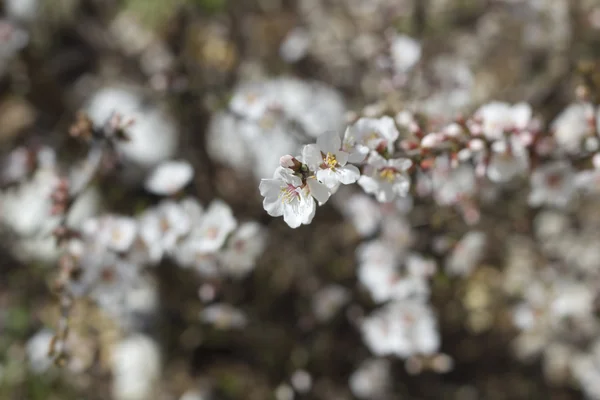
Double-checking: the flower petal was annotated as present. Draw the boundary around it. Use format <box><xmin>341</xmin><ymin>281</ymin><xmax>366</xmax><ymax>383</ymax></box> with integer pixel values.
<box><xmin>302</xmin><ymin>144</ymin><xmax>324</xmax><ymax>170</ymax></box>
<box><xmin>336</xmin><ymin>164</ymin><xmax>360</xmax><ymax>185</ymax></box>
<box><xmin>307</xmin><ymin>177</ymin><xmax>331</xmax><ymax>204</ymax></box>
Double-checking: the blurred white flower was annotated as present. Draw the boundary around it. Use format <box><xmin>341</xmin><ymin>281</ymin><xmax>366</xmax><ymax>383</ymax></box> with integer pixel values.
<box><xmin>358</xmin><ymin>240</ymin><xmax>429</xmax><ymax>304</ymax></box>
<box><xmin>179</xmin><ymin>389</ymin><xmax>211</xmax><ymax>400</ymax></box>
<box><xmin>487</xmin><ymin>135</ymin><xmax>530</xmax><ymax>182</ymax></box>
<box><xmin>260</xmin><ymin>167</ymin><xmax>320</xmax><ymax>228</ymax></box>
<box><xmin>336</xmin><ymin>192</ymin><xmax>383</xmax><ymax>237</ymax></box>
<box><xmin>26</xmin><ymin>329</ymin><xmax>54</xmax><ymax>374</ymax></box>
<box><xmin>361</xmin><ymin>300</ymin><xmax>440</xmax><ymax>358</ymax></box>
<box><xmin>302</xmin><ymin>130</ymin><xmax>360</xmax><ymax>189</ymax></box>
<box><xmin>86</xmin><ymin>86</ymin><xmax>178</xmax><ymax>168</ymax></box>
<box><xmin>472</xmin><ymin>101</ymin><xmax>532</xmax><ymax>141</ymax></box>
<box><xmin>390</xmin><ymin>34</ymin><xmax>421</xmax><ymax>73</ymax></box>
<box><xmin>312</xmin><ymin>284</ymin><xmax>351</xmax><ymax>322</ymax></box>
<box><xmin>431</xmin><ymin>157</ymin><xmax>476</xmax><ymax>206</ymax></box>
<box><xmin>111</xmin><ymin>334</ymin><xmax>161</xmax><ymax>400</ymax></box>
<box><xmin>219</xmin><ymin>221</ymin><xmax>266</xmax><ymax>278</ymax></box>
<box><xmin>552</xmin><ymin>103</ymin><xmax>594</xmax><ymax>154</ymax></box>
<box><xmin>82</xmin><ymin>215</ymin><xmax>138</xmax><ymax>253</ymax></box>
<box><xmin>208</xmin><ymin>78</ymin><xmax>345</xmax><ymax>180</ymax></box>
<box><xmin>343</xmin><ymin>116</ymin><xmax>400</xmax><ymax>161</ymax></box>
<box><xmin>549</xmin><ymin>282</ymin><xmax>595</xmax><ymax>319</ymax></box>
<box><xmin>69</xmin><ymin>246</ymin><xmax>141</xmax><ymax>315</ymax></box>
<box><xmin>445</xmin><ymin>231</ymin><xmax>486</xmax><ymax>276</ymax></box>
<box><xmin>192</xmin><ymin>199</ymin><xmax>237</xmax><ymax>253</ymax></box>
<box><xmin>290</xmin><ymin>369</ymin><xmax>312</xmax><ymax>394</ymax></box>
<box><xmin>349</xmin><ymin>358</ymin><xmax>390</xmax><ymax>400</ymax></box>
<box><xmin>528</xmin><ymin>161</ymin><xmax>576</xmax><ymax>208</ymax></box>
<box><xmin>138</xmin><ymin>200</ymin><xmax>191</xmax><ymax>262</ymax></box>
<box><xmin>1</xmin><ymin>168</ymin><xmax>59</xmax><ymax>237</ymax></box>
<box><xmin>573</xmin><ymin>341</ymin><xmax>600</xmax><ymax>400</ymax></box>
<box><xmin>145</xmin><ymin>160</ymin><xmax>194</xmax><ymax>196</ymax></box>
<box><xmin>358</xmin><ymin>153</ymin><xmax>412</xmax><ymax>203</ymax></box>
<box><xmin>200</xmin><ymin>303</ymin><xmax>248</xmax><ymax>329</ymax></box>
<box><xmin>280</xmin><ymin>27</ymin><xmax>310</xmax><ymax>63</ymax></box>
<box><xmin>5</xmin><ymin>0</ymin><xmax>38</xmax><ymax>22</ymax></box>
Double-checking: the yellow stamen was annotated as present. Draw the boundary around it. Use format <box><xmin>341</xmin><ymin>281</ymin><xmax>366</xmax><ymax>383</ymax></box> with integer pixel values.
<box><xmin>325</xmin><ymin>152</ymin><xmax>338</xmax><ymax>169</ymax></box>
<box><xmin>379</xmin><ymin>168</ymin><xmax>397</xmax><ymax>182</ymax></box>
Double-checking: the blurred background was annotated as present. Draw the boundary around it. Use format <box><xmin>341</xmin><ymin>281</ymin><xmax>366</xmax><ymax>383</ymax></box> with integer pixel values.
<box><xmin>1</xmin><ymin>0</ymin><xmax>600</xmax><ymax>399</ymax></box>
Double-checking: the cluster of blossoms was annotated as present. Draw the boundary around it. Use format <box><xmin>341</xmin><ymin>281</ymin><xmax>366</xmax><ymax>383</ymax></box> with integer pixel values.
<box><xmin>261</xmin><ymin>96</ymin><xmax>600</xmax><ymax>228</ymax></box>
<box><xmin>500</xmin><ymin>206</ymin><xmax>600</xmax><ymax>397</ymax></box>
<box><xmin>64</xmin><ymin>192</ymin><xmax>265</xmax><ymax>325</ymax></box>
<box><xmin>5</xmin><ymin>107</ymin><xmax>265</xmax><ymax>399</ymax></box>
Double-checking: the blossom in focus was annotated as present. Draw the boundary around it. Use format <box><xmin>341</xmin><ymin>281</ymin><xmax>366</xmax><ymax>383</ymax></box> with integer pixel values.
<box><xmin>358</xmin><ymin>153</ymin><xmax>412</xmax><ymax>202</ymax></box>
<box><xmin>259</xmin><ymin>167</ymin><xmax>328</xmax><ymax>228</ymax></box>
<box><xmin>144</xmin><ymin>160</ymin><xmax>194</xmax><ymax>195</ymax></box>
<box><xmin>302</xmin><ymin>130</ymin><xmax>360</xmax><ymax>189</ymax></box>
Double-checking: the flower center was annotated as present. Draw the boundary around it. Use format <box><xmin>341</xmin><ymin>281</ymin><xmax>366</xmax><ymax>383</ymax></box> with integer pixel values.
<box><xmin>160</xmin><ymin>217</ymin><xmax>170</xmax><ymax>233</ymax></box>
<box><xmin>111</xmin><ymin>228</ymin><xmax>122</xmax><ymax>243</ymax></box>
<box><xmin>280</xmin><ymin>184</ymin><xmax>300</xmax><ymax>204</ymax></box>
<box><xmin>325</xmin><ymin>152</ymin><xmax>338</xmax><ymax>169</ymax></box>
<box><xmin>206</xmin><ymin>226</ymin><xmax>219</xmax><ymax>239</ymax></box>
<box><xmin>101</xmin><ymin>267</ymin><xmax>116</xmax><ymax>283</ymax></box>
<box><xmin>379</xmin><ymin>167</ymin><xmax>397</xmax><ymax>182</ymax></box>
<box><xmin>545</xmin><ymin>173</ymin><xmax>562</xmax><ymax>188</ymax></box>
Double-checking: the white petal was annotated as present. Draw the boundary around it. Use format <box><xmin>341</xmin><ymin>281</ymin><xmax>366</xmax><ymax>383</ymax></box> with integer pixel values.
<box><xmin>317</xmin><ymin>130</ymin><xmax>342</xmax><ymax>153</ymax></box>
<box><xmin>283</xmin><ymin>204</ymin><xmax>304</xmax><ymax>228</ymax></box>
<box><xmin>307</xmin><ymin>177</ymin><xmax>331</xmax><ymax>203</ymax></box>
<box><xmin>145</xmin><ymin>160</ymin><xmax>194</xmax><ymax>196</ymax></box>
<box><xmin>335</xmin><ymin>164</ymin><xmax>360</xmax><ymax>185</ymax></box>
<box><xmin>302</xmin><ymin>144</ymin><xmax>324</xmax><ymax>170</ymax></box>
<box><xmin>316</xmin><ymin>168</ymin><xmax>340</xmax><ymax>189</ymax></box>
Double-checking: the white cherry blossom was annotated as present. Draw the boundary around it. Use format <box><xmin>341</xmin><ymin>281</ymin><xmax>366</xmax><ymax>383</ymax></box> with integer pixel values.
<box><xmin>192</xmin><ymin>199</ymin><xmax>238</xmax><ymax>253</ymax></box>
<box><xmin>361</xmin><ymin>300</ymin><xmax>440</xmax><ymax>358</ymax></box>
<box><xmin>219</xmin><ymin>221</ymin><xmax>266</xmax><ymax>278</ymax></box>
<box><xmin>343</xmin><ymin>116</ymin><xmax>399</xmax><ymax>162</ymax></box>
<box><xmin>487</xmin><ymin>135</ymin><xmax>530</xmax><ymax>182</ymax></box>
<box><xmin>552</xmin><ymin>103</ymin><xmax>595</xmax><ymax>154</ymax></box>
<box><xmin>302</xmin><ymin>130</ymin><xmax>360</xmax><ymax>189</ymax></box>
<box><xmin>358</xmin><ymin>153</ymin><xmax>412</xmax><ymax>202</ymax></box>
<box><xmin>144</xmin><ymin>160</ymin><xmax>194</xmax><ymax>195</ymax></box>
<box><xmin>82</xmin><ymin>215</ymin><xmax>138</xmax><ymax>253</ymax></box>
<box><xmin>137</xmin><ymin>200</ymin><xmax>191</xmax><ymax>262</ymax></box>
<box><xmin>472</xmin><ymin>101</ymin><xmax>532</xmax><ymax>141</ymax></box>
<box><xmin>390</xmin><ymin>34</ymin><xmax>422</xmax><ymax>73</ymax></box>
<box><xmin>528</xmin><ymin>161</ymin><xmax>576</xmax><ymax>208</ymax></box>
<box><xmin>259</xmin><ymin>167</ymin><xmax>328</xmax><ymax>228</ymax></box>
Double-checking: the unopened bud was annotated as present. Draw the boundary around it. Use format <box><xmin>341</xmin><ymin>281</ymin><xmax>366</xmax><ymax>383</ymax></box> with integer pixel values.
<box><xmin>280</xmin><ymin>155</ymin><xmax>302</xmax><ymax>171</ymax></box>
